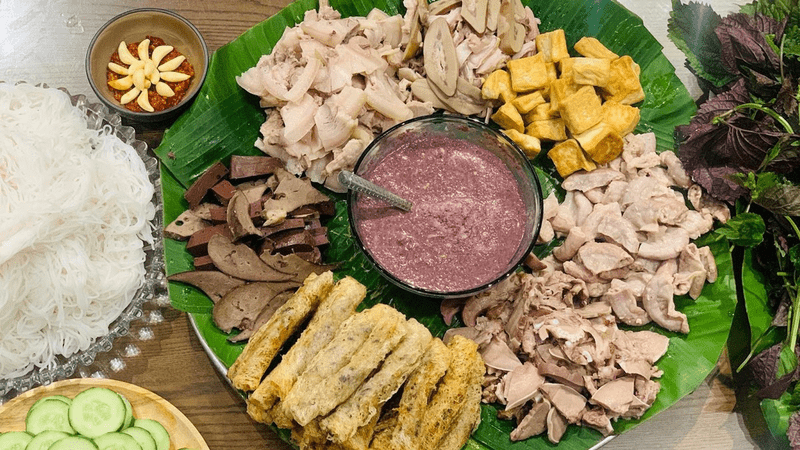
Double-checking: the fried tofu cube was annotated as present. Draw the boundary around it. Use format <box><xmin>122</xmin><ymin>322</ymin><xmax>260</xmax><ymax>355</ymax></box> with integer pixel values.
<box><xmin>572</xmin><ymin>57</ymin><xmax>611</xmax><ymax>86</ymax></box>
<box><xmin>535</xmin><ymin>29</ymin><xmax>570</xmax><ymax>63</ymax></box>
<box><xmin>507</xmin><ymin>56</ymin><xmax>549</xmax><ymax>92</ymax></box>
<box><xmin>574</xmin><ymin>37</ymin><xmax>619</xmax><ymax>60</ymax></box>
<box><xmin>491</xmin><ymin>102</ymin><xmax>524</xmax><ymax>133</ymax></box>
<box><xmin>547</xmin><ymin>139</ymin><xmax>597</xmax><ymax>177</ymax></box>
<box><xmin>601</xmin><ymin>100</ymin><xmax>640</xmax><ymax>136</ymax></box>
<box><xmin>601</xmin><ymin>55</ymin><xmax>645</xmax><ymax>105</ymax></box>
<box><xmin>503</xmin><ymin>129</ymin><xmax>542</xmax><ymax>158</ymax></box>
<box><xmin>526</xmin><ymin>118</ymin><xmax>567</xmax><ymax>141</ymax></box>
<box><xmin>559</xmin><ymin>85</ymin><xmax>603</xmax><ymax>134</ymax></box>
<box><xmin>558</xmin><ymin>57</ymin><xmax>576</xmax><ymax>78</ymax></box>
<box><xmin>524</xmin><ymin>103</ymin><xmax>558</xmax><ymax>123</ymax></box>
<box><xmin>546</xmin><ymin>62</ymin><xmax>558</xmax><ymax>83</ymax></box>
<box><xmin>482</xmin><ymin>69</ymin><xmax>516</xmax><ymax>103</ymax></box>
<box><xmin>549</xmin><ymin>77</ymin><xmax>580</xmax><ymax>114</ymax></box>
<box><xmin>574</xmin><ymin>122</ymin><xmax>624</xmax><ymax>164</ymax></box>
<box><xmin>512</xmin><ymin>91</ymin><xmax>546</xmax><ymax>114</ymax></box>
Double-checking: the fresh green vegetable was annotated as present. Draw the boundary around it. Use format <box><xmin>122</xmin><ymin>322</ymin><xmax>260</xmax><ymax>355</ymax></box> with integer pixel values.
<box><xmin>93</xmin><ymin>432</ymin><xmax>142</xmax><ymax>450</ymax></box>
<box><xmin>670</xmin><ymin>0</ymin><xmax>800</xmax><ymax>447</ymax></box>
<box><xmin>68</xmin><ymin>388</ymin><xmax>126</xmax><ymax>439</ymax></box>
<box><xmin>47</xmin><ymin>436</ymin><xmax>98</xmax><ymax>450</ymax></box>
<box><xmin>24</xmin><ymin>430</ymin><xmax>69</xmax><ymax>450</ymax></box>
<box><xmin>0</xmin><ymin>431</ymin><xmax>32</xmax><ymax>450</ymax></box>
<box><xmin>24</xmin><ymin>400</ymin><xmax>73</xmax><ymax>436</ymax></box>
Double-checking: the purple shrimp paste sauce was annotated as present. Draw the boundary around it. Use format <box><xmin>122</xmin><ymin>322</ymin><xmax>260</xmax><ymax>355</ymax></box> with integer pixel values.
<box><xmin>354</xmin><ymin>132</ymin><xmax>527</xmax><ymax>293</ymax></box>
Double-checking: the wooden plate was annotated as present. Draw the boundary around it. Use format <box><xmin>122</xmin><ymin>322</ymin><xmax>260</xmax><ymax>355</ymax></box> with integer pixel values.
<box><xmin>0</xmin><ymin>378</ymin><xmax>209</xmax><ymax>450</ymax></box>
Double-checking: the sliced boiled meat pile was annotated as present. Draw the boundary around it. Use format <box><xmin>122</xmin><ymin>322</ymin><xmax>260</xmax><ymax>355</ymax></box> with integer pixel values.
<box><xmin>443</xmin><ymin>132</ymin><xmax>730</xmax><ymax>443</ymax></box>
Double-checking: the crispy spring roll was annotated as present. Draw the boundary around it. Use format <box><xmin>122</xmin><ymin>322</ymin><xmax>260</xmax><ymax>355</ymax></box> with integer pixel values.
<box><xmin>228</xmin><ymin>271</ymin><xmax>334</xmax><ymax>391</ymax></box>
<box><xmin>247</xmin><ymin>276</ymin><xmax>366</xmax><ymax>424</ymax></box>
<box><xmin>435</xmin><ymin>383</ymin><xmax>483</xmax><ymax>450</ymax></box>
<box><xmin>368</xmin><ymin>407</ymin><xmax>398</xmax><ymax>450</ymax></box>
<box><xmin>320</xmin><ymin>318</ymin><xmax>432</xmax><ymax>443</ymax></box>
<box><xmin>389</xmin><ymin>338</ymin><xmax>451</xmax><ymax>450</ymax></box>
<box><xmin>416</xmin><ymin>335</ymin><xmax>485</xmax><ymax>449</ymax></box>
<box><xmin>284</xmin><ymin>304</ymin><xmax>407</xmax><ymax>426</ymax></box>
<box><xmin>339</xmin><ymin>412</ymin><xmax>381</xmax><ymax>450</ymax></box>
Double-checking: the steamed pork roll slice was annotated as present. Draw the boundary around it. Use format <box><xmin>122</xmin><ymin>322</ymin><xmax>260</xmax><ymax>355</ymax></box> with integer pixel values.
<box><xmin>320</xmin><ymin>318</ymin><xmax>433</xmax><ymax>443</ymax></box>
<box><xmin>417</xmin><ymin>335</ymin><xmax>485</xmax><ymax>449</ymax></box>
<box><xmin>283</xmin><ymin>304</ymin><xmax>407</xmax><ymax>426</ymax></box>
<box><xmin>228</xmin><ymin>271</ymin><xmax>334</xmax><ymax>391</ymax></box>
<box><xmin>247</xmin><ymin>276</ymin><xmax>366</xmax><ymax>424</ymax></box>
<box><xmin>388</xmin><ymin>338</ymin><xmax>451</xmax><ymax>450</ymax></box>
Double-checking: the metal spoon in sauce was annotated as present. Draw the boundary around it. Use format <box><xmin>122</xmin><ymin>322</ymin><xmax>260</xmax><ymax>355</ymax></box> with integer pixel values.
<box><xmin>338</xmin><ymin>170</ymin><xmax>413</xmax><ymax>212</ymax></box>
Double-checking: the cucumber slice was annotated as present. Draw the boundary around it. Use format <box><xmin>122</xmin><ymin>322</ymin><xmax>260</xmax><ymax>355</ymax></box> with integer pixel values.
<box><xmin>68</xmin><ymin>388</ymin><xmax>126</xmax><ymax>438</ymax></box>
<box><xmin>118</xmin><ymin>395</ymin><xmax>134</xmax><ymax>430</ymax></box>
<box><xmin>25</xmin><ymin>400</ymin><xmax>74</xmax><ymax>435</ymax></box>
<box><xmin>24</xmin><ymin>430</ymin><xmax>69</xmax><ymax>450</ymax></box>
<box><xmin>93</xmin><ymin>432</ymin><xmax>142</xmax><ymax>450</ymax></box>
<box><xmin>48</xmin><ymin>436</ymin><xmax>98</xmax><ymax>450</ymax></box>
<box><xmin>131</xmin><ymin>420</ymin><xmax>168</xmax><ymax>450</ymax></box>
<box><xmin>28</xmin><ymin>396</ymin><xmax>71</xmax><ymax>415</ymax></box>
<box><xmin>0</xmin><ymin>431</ymin><xmax>33</xmax><ymax>450</ymax></box>
<box><xmin>121</xmin><ymin>428</ymin><xmax>155</xmax><ymax>450</ymax></box>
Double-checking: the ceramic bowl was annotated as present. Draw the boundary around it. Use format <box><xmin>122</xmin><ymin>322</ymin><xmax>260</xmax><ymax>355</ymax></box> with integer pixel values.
<box><xmin>85</xmin><ymin>8</ymin><xmax>209</xmax><ymax>123</ymax></box>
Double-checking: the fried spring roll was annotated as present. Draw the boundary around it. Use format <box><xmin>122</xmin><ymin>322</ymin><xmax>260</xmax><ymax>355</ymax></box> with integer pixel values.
<box><xmin>228</xmin><ymin>271</ymin><xmax>334</xmax><ymax>391</ymax></box>
<box><xmin>247</xmin><ymin>276</ymin><xmax>366</xmax><ymax>424</ymax></box>
<box><xmin>389</xmin><ymin>338</ymin><xmax>451</xmax><ymax>449</ymax></box>
<box><xmin>284</xmin><ymin>304</ymin><xmax>407</xmax><ymax>426</ymax></box>
<box><xmin>368</xmin><ymin>408</ymin><xmax>398</xmax><ymax>450</ymax></box>
<box><xmin>320</xmin><ymin>318</ymin><xmax>432</xmax><ymax>443</ymax></box>
<box><xmin>435</xmin><ymin>383</ymin><xmax>483</xmax><ymax>450</ymax></box>
<box><xmin>417</xmin><ymin>335</ymin><xmax>485</xmax><ymax>449</ymax></box>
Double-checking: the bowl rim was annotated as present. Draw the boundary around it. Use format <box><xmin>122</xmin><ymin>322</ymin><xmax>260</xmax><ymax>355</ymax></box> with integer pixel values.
<box><xmin>84</xmin><ymin>7</ymin><xmax>210</xmax><ymax>120</ymax></box>
<box><xmin>346</xmin><ymin>113</ymin><xmax>543</xmax><ymax>299</ymax></box>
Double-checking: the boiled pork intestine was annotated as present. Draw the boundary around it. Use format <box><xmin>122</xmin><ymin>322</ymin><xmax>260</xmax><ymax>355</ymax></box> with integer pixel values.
<box><xmin>236</xmin><ymin>0</ymin><xmax>539</xmax><ymax>191</ymax></box>
<box><xmin>446</xmin><ymin>132</ymin><xmax>730</xmax><ymax>443</ymax></box>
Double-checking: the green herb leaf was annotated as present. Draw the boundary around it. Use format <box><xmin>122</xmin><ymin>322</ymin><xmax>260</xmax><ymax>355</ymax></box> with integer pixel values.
<box><xmin>755</xmin><ymin>183</ymin><xmax>800</xmax><ymax>216</ymax></box>
<box><xmin>763</xmin><ymin>394</ymin><xmax>795</xmax><ymax>447</ymax></box>
<box><xmin>718</xmin><ymin>212</ymin><xmax>767</xmax><ymax>247</ymax></box>
<box><xmin>779</xmin><ymin>343</ymin><xmax>799</xmax><ymax>378</ymax></box>
<box><xmin>668</xmin><ymin>0</ymin><xmax>738</xmax><ymax>87</ymax></box>
<box><xmin>743</xmin><ymin>248</ymin><xmax>776</xmax><ymax>349</ymax></box>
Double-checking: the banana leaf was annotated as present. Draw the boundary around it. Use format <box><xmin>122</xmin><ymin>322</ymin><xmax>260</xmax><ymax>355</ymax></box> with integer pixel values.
<box><xmin>158</xmin><ymin>0</ymin><xmax>736</xmax><ymax>448</ymax></box>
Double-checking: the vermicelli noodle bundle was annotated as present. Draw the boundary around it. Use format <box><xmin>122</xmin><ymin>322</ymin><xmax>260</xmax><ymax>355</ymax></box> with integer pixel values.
<box><xmin>0</xmin><ymin>83</ymin><xmax>155</xmax><ymax>379</ymax></box>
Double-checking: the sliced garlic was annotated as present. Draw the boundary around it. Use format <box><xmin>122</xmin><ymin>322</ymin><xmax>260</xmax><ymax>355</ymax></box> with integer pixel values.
<box><xmin>137</xmin><ymin>39</ymin><xmax>151</xmax><ymax>62</ymax></box>
<box><xmin>108</xmin><ymin>62</ymin><xmax>128</xmax><ymax>75</ymax></box>
<box><xmin>125</xmin><ymin>60</ymin><xmax>143</xmax><ymax>75</ymax></box>
<box><xmin>108</xmin><ymin>76</ymin><xmax>133</xmax><ymax>90</ymax></box>
<box><xmin>160</xmin><ymin>71</ymin><xmax>191</xmax><ymax>82</ymax></box>
<box><xmin>120</xmin><ymin>87</ymin><xmax>140</xmax><ymax>105</ymax></box>
<box><xmin>118</xmin><ymin>41</ymin><xmax>138</xmax><ymax>65</ymax></box>
<box><xmin>132</xmin><ymin>69</ymin><xmax>147</xmax><ymax>90</ymax></box>
<box><xmin>137</xmin><ymin>90</ymin><xmax>154</xmax><ymax>112</ymax></box>
<box><xmin>144</xmin><ymin>60</ymin><xmax>156</xmax><ymax>77</ymax></box>
<box><xmin>155</xmin><ymin>82</ymin><xmax>175</xmax><ymax>97</ymax></box>
<box><xmin>151</xmin><ymin>45</ymin><xmax>173</xmax><ymax>66</ymax></box>
<box><xmin>158</xmin><ymin>55</ymin><xmax>185</xmax><ymax>72</ymax></box>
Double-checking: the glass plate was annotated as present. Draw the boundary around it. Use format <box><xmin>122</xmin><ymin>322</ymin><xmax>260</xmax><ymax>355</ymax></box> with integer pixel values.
<box><xmin>0</xmin><ymin>82</ymin><xmax>168</xmax><ymax>400</ymax></box>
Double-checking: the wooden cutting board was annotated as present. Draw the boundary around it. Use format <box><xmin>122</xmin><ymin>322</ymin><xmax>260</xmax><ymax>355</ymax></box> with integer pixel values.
<box><xmin>0</xmin><ymin>378</ymin><xmax>209</xmax><ymax>450</ymax></box>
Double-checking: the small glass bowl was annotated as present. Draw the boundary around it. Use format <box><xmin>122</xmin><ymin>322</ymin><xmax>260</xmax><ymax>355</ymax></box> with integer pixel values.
<box><xmin>85</xmin><ymin>8</ymin><xmax>209</xmax><ymax>123</ymax></box>
<box><xmin>347</xmin><ymin>114</ymin><xmax>543</xmax><ymax>299</ymax></box>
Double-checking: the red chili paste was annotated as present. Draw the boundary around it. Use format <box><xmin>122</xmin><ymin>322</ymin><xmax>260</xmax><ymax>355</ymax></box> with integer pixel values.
<box><xmin>354</xmin><ymin>133</ymin><xmax>527</xmax><ymax>293</ymax></box>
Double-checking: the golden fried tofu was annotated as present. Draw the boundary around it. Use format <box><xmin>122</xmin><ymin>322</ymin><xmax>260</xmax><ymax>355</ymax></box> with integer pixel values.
<box><xmin>535</xmin><ymin>29</ymin><xmax>570</xmax><ymax>63</ymax></box>
<box><xmin>525</xmin><ymin>103</ymin><xmax>558</xmax><ymax>123</ymax></box>
<box><xmin>571</xmin><ymin>57</ymin><xmax>611</xmax><ymax>86</ymax></box>
<box><xmin>503</xmin><ymin>129</ymin><xmax>542</xmax><ymax>158</ymax></box>
<box><xmin>511</xmin><ymin>91</ymin><xmax>546</xmax><ymax>114</ymax></box>
<box><xmin>491</xmin><ymin>102</ymin><xmax>524</xmax><ymax>133</ymax></box>
<box><xmin>548</xmin><ymin>139</ymin><xmax>597</xmax><ymax>177</ymax></box>
<box><xmin>559</xmin><ymin>85</ymin><xmax>603</xmax><ymax>134</ymax></box>
<box><xmin>574</xmin><ymin>36</ymin><xmax>619</xmax><ymax>60</ymax></box>
<box><xmin>548</xmin><ymin>77</ymin><xmax>580</xmax><ymax>114</ymax></box>
<box><xmin>228</xmin><ymin>271</ymin><xmax>334</xmax><ymax>392</ymax></box>
<box><xmin>601</xmin><ymin>55</ymin><xmax>645</xmax><ymax>105</ymax></box>
<box><xmin>526</xmin><ymin>118</ymin><xmax>567</xmax><ymax>141</ymax></box>
<box><xmin>507</xmin><ymin>56</ymin><xmax>549</xmax><ymax>92</ymax></box>
<box><xmin>601</xmin><ymin>100</ymin><xmax>640</xmax><ymax>136</ymax></box>
<box><xmin>574</xmin><ymin>122</ymin><xmax>624</xmax><ymax>164</ymax></box>
<box><xmin>481</xmin><ymin>69</ymin><xmax>516</xmax><ymax>103</ymax></box>
<box><xmin>558</xmin><ymin>57</ymin><xmax>576</xmax><ymax>78</ymax></box>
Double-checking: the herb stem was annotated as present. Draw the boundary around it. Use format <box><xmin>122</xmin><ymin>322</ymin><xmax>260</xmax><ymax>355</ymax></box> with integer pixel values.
<box><xmin>784</xmin><ymin>215</ymin><xmax>800</xmax><ymax>356</ymax></box>
<box><xmin>715</xmin><ymin>103</ymin><xmax>795</xmax><ymax>134</ymax></box>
